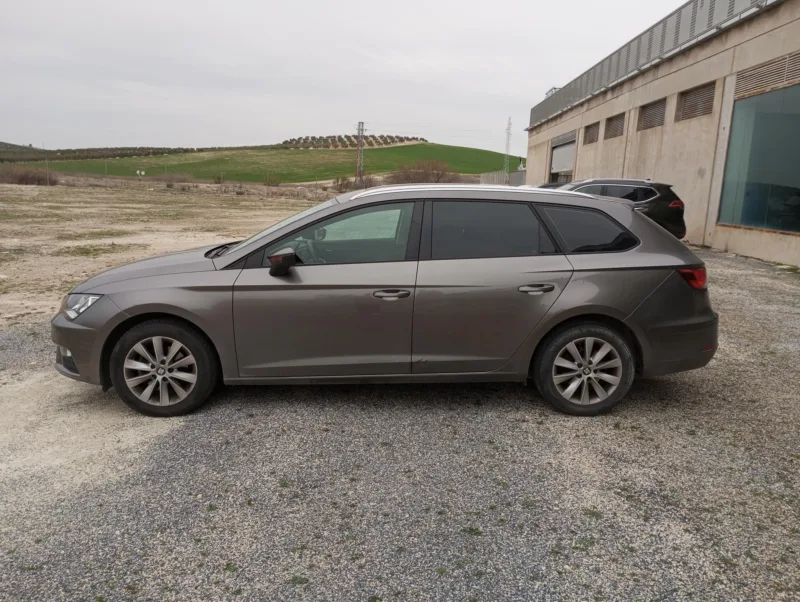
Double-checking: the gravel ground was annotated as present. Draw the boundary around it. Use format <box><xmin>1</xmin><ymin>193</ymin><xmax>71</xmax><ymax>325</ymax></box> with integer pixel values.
<box><xmin>0</xmin><ymin>249</ymin><xmax>798</xmax><ymax>602</ymax></box>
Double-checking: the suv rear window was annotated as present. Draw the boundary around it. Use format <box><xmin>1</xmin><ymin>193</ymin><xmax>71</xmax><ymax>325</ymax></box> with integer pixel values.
<box><xmin>431</xmin><ymin>201</ymin><xmax>555</xmax><ymax>260</ymax></box>
<box><xmin>542</xmin><ymin>206</ymin><xmax>638</xmax><ymax>253</ymax></box>
<box><xmin>604</xmin><ymin>185</ymin><xmax>639</xmax><ymax>201</ymax></box>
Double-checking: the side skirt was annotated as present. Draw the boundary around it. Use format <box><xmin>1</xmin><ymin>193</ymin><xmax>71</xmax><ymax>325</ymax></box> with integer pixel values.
<box><xmin>224</xmin><ymin>372</ymin><xmax>525</xmax><ymax>386</ymax></box>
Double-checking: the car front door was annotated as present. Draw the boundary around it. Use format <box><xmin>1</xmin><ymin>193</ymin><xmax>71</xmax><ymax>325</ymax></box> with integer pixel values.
<box><xmin>411</xmin><ymin>200</ymin><xmax>573</xmax><ymax>374</ymax></box>
<box><xmin>233</xmin><ymin>200</ymin><xmax>421</xmax><ymax>378</ymax></box>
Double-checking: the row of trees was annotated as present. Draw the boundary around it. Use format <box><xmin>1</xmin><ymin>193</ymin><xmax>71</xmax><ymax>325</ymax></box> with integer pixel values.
<box><xmin>0</xmin><ymin>135</ymin><xmax>429</xmax><ymax>163</ymax></box>
<box><xmin>277</xmin><ymin>135</ymin><xmax>425</xmax><ymax>150</ymax></box>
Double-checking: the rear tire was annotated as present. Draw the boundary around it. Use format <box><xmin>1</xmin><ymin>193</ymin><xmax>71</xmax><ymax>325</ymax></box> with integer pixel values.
<box><xmin>109</xmin><ymin>319</ymin><xmax>218</xmax><ymax>417</ymax></box>
<box><xmin>533</xmin><ymin>322</ymin><xmax>635</xmax><ymax>416</ymax></box>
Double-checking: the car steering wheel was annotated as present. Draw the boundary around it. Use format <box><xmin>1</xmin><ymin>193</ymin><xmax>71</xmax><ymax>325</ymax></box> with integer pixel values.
<box><xmin>294</xmin><ymin>239</ymin><xmax>319</xmax><ymax>264</ymax></box>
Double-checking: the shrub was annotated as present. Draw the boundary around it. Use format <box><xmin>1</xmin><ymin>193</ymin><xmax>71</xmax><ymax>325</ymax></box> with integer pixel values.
<box><xmin>386</xmin><ymin>161</ymin><xmax>461</xmax><ymax>184</ymax></box>
<box><xmin>333</xmin><ymin>176</ymin><xmax>351</xmax><ymax>192</ymax></box>
<box><xmin>165</xmin><ymin>181</ymin><xmax>174</xmax><ymax>189</ymax></box>
<box><xmin>0</xmin><ymin>165</ymin><xmax>59</xmax><ymax>185</ymax></box>
<box><xmin>353</xmin><ymin>174</ymin><xmax>377</xmax><ymax>190</ymax></box>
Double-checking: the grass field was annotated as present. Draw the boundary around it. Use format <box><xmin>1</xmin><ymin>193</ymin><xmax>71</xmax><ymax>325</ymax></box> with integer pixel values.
<box><xmin>28</xmin><ymin>143</ymin><xmax>512</xmax><ymax>184</ymax></box>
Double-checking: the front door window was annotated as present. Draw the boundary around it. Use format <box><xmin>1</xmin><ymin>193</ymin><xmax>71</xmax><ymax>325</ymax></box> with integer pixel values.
<box><xmin>263</xmin><ymin>202</ymin><xmax>415</xmax><ymax>265</ymax></box>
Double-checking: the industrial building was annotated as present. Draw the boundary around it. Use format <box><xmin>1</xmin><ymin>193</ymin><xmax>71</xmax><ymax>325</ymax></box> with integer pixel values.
<box><xmin>526</xmin><ymin>0</ymin><xmax>800</xmax><ymax>266</ymax></box>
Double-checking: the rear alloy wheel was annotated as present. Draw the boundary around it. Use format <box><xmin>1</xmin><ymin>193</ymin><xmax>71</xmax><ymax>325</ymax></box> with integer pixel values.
<box><xmin>110</xmin><ymin>320</ymin><xmax>217</xmax><ymax>417</ymax></box>
<box><xmin>534</xmin><ymin>323</ymin><xmax>635</xmax><ymax>416</ymax></box>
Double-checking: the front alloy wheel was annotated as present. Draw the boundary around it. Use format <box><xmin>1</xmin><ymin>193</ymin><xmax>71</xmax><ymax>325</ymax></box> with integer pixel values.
<box><xmin>123</xmin><ymin>336</ymin><xmax>198</xmax><ymax>406</ymax></box>
<box><xmin>110</xmin><ymin>319</ymin><xmax>217</xmax><ymax>417</ymax></box>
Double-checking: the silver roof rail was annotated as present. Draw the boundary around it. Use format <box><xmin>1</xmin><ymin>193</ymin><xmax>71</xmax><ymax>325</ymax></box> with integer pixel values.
<box><xmin>350</xmin><ymin>183</ymin><xmax>594</xmax><ymax>200</ymax></box>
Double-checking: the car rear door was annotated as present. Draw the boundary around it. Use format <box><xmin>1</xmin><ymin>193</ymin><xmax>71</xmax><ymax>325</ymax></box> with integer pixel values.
<box><xmin>411</xmin><ymin>199</ymin><xmax>573</xmax><ymax>374</ymax></box>
<box><xmin>233</xmin><ymin>200</ymin><xmax>422</xmax><ymax>377</ymax></box>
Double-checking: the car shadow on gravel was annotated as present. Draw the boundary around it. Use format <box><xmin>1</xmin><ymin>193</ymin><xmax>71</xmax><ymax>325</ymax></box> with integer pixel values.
<box><xmin>194</xmin><ymin>375</ymin><xmax>703</xmax><ymax>418</ymax></box>
<box><xmin>205</xmin><ymin>382</ymin><xmax>535</xmax><ymax>413</ymax></box>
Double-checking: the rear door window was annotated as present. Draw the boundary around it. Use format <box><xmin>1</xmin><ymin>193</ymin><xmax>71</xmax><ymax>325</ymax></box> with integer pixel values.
<box><xmin>542</xmin><ymin>206</ymin><xmax>638</xmax><ymax>253</ymax></box>
<box><xmin>431</xmin><ymin>201</ymin><xmax>556</xmax><ymax>260</ymax></box>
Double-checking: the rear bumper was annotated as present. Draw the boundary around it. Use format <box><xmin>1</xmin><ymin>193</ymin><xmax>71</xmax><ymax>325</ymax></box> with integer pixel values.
<box><xmin>641</xmin><ymin>312</ymin><xmax>718</xmax><ymax>377</ymax></box>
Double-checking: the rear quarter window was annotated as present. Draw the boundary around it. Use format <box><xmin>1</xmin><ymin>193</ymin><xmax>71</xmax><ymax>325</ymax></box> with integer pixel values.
<box><xmin>542</xmin><ymin>206</ymin><xmax>638</xmax><ymax>253</ymax></box>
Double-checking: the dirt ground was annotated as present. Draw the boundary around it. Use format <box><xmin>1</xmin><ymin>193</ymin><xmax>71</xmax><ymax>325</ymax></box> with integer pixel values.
<box><xmin>0</xmin><ymin>180</ymin><xmax>322</xmax><ymax>326</ymax></box>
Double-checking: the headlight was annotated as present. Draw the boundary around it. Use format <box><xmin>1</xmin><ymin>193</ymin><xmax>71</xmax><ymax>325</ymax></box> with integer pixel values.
<box><xmin>63</xmin><ymin>294</ymin><xmax>101</xmax><ymax>320</ymax></box>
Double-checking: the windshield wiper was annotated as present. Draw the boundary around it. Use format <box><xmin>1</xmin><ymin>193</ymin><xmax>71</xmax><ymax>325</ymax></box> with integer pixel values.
<box><xmin>207</xmin><ymin>242</ymin><xmax>238</xmax><ymax>258</ymax></box>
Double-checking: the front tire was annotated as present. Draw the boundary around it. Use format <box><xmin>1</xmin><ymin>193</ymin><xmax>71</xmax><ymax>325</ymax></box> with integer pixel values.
<box><xmin>533</xmin><ymin>322</ymin><xmax>635</xmax><ymax>416</ymax></box>
<box><xmin>109</xmin><ymin>319</ymin><xmax>218</xmax><ymax>417</ymax></box>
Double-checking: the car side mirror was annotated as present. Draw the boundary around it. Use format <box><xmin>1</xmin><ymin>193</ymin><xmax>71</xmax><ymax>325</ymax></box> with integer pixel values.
<box><xmin>267</xmin><ymin>248</ymin><xmax>298</xmax><ymax>277</ymax></box>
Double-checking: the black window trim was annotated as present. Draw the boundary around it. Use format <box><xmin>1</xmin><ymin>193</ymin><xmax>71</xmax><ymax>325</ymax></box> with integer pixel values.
<box><xmin>419</xmin><ymin>198</ymin><xmax>560</xmax><ymax>261</ymax></box>
<box><xmin>228</xmin><ymin>199</ymin><xmax>424</xmax><ymax>269</ymax></box>
<box><xmin>533</xmin><ymin>203</ymin><xmax>641</xmax><ymax>255</ymax></box>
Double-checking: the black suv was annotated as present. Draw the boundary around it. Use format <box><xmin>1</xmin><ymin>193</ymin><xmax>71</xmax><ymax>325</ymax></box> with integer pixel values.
<box><xmin>556</xmin><ymin>179</ymin><xmax>686</xmax><ymax>239</ymax></box>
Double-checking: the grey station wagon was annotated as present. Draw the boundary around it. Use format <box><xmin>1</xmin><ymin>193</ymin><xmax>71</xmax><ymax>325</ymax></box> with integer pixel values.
<box><xmin>51</xmin><ymin>184</ymin><xmax>718</xmax><ymax>417</ymax></box>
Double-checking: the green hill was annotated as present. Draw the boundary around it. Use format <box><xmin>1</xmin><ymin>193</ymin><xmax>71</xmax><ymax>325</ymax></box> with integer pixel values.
<box><xmin>0</xmin><ymin>141</ymin><xmax>37</xmax><ymax>154</ymax></box>
<box><xmin>26</xmin><ymin>143</ymin><xmax>508</xmax><ymax>184</ymax></box>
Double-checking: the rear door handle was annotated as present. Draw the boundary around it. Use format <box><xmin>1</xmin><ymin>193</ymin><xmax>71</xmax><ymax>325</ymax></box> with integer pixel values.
<box><xmin>373</xmin><ymin>289</ymin><xmax>411</xmax><ymax>301</ymax></box>
<box><xmin>518</xmin><ymin>284</ymin><xmax>555</xmax><ymax>295</ymax></box>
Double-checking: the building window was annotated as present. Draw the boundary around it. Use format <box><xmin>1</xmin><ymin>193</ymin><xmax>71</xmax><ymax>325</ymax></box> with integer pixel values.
<box><xmin>677</xmin><ymin>82</ymin><xmax>715</xmax><ymax>121</ymax></box>
<box><xmin>604</xmin><ymin>114</ymin><xmax>625</xmax><ymax>139</ymax></box>
<box><xmin>583</xmin><ymin>122</ymin><xmax>599</xmax><ymax>145</ymax></box>
<box><xmin>637</xmin><ymin>98</ymin><xmax>666</xmax><ymax>130</ymax></box>
<box><xmin>718</xmin><ymin>83</ymin><xmax>800</xmax><ymax>234</ymax></box>
<box><xmin>549</xmin><ymin>131</ymin><xmax>576</xmax><ymax>184</ymax></box>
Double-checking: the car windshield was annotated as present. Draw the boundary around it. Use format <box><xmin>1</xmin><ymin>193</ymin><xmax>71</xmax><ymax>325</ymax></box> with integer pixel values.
<box><xmin>222</xmin><ymin>198</ymin><xmax>338</xmax><ymax>254</ymax></box>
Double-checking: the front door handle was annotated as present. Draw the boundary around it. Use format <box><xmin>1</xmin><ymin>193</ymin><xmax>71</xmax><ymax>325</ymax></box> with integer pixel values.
<box><xmin>518</xmin><ymin>284</ymin><xmax>555</xmax><ymax>295</ymax></box>
<box><xmin>373</xmin><ymin>289</ymin><xmax>411</xmax><ymax>301</ymax></box>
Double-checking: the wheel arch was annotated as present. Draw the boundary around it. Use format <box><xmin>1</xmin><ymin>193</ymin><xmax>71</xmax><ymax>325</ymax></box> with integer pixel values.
<box><xmin>527</xmin><ymin>312</ymin><xmax>644</xmax><ymax>377</ymax></box>
<box><xmin>99</xmin><ymin>312</ymin><xmax>223</xmax><ymax>389</ymax></box>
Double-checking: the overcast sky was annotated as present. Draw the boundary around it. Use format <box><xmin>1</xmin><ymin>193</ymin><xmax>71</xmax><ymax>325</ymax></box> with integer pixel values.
<box><xmin>1</xmin><ymin>0</ymin><xmax>673</xmax><ymax>156</ymax></box>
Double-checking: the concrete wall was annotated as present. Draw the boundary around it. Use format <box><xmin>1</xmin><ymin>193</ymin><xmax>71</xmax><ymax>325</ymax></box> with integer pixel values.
<box><xmin>480</xmin><ymin>170</ymin><xmax>526</xmax><ymax>186</ymax></box>
<box><xmin>526</xmin><ymin>0</ymin><xmax>800</xmax><ymax>265</ymax></box>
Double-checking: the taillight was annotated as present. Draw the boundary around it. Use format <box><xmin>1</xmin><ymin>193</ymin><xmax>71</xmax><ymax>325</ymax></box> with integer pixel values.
<box><xmin>669</xmin><ymin>199</ymin><xmax>685</xmax><ymax>208</ymax></box>
<box><xmin>678</xmin><ymin>267</ymin><xmax>707</xmax><ymax>290</ymax></box>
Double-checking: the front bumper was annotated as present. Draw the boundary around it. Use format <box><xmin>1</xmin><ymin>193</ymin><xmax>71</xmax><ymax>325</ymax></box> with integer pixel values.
<box><xmin>51</xmin><ymin>296</ymin><xmax>129</xmax><ymax>386</ymax></box>
<box><xmin>55</xmin><ymin>345</ymin><xmax>90</xmax><ymax>382</ymax></box>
